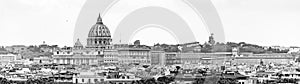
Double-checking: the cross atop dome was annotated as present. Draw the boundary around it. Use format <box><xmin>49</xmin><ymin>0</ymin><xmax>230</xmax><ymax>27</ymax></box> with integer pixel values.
<box><xmin>96</xmin><ymin>13</ymin><xmax>103</xmax><ymax>24</ymax></box>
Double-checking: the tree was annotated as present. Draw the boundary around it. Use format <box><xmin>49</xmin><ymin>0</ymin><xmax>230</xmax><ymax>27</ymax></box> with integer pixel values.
<box><xmin>204</xmin><ymin>75</ymin><xmax>219</xmax><ymax>84</ymax></box>
<box><xmin>176</xmin><ymin>66</ymin><xmax>181</xmax><ymax>71</ymax></box>
<box><xmin>217</xmin><ymin>78</ymin><xmax>238</xmax><ymax>84</ymax></box>
<box><xmin>0</xmin><ymin>78</ymin><xmax>9</xmax><ymax>84</ymax></box>
<box><xmin>193</xmin><ymin>78</ymin><xmax>205</xmax><ymax>84</ymax></box>
<box><xmin>239</xmin><ymin>46</ymin><xmax>265</xmax><ymax>54</ymax></box>
<box><xmin>212</xmin><ymin>44</ymin><xmax>228</xmax><ymax>52</ymax></box>
<box><xmin>198</xmin><ymin>69</ymin><xmax>207</xmax><ymax>76</ymax></box>
<box><xmin>142</xmin><ymin>65</ymin><xmax>150</xmax><ymax>68</ymax></box>
<box><xmin>157</xmin><ymin>76</ymin><xmax>175</xmax><ymax>84</ymax></box>
<box><xmin>201</xmin><ymin>43</ymin><xmax>213</xmax><ymax>53</ymax></box>
<box><xmin>145</xmin><ymin>78</ymin><xmax>156</xmax><ymax>84</ymax></box>
<box><xmin>26</xmin><ymin>78</ymin><xmax>34</xmax><ymax>84</ymax></box>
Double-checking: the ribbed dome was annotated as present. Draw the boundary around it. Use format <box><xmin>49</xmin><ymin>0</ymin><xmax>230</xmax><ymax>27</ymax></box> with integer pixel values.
<box><xmin>86</xmin><ymin>13</ymin><xmax>112</xmax><ymax>49</ymax></box>
<box><xmin>88</xmin><ymin>14</ymin><xmax>111</xmax><ymax>37</ymax></box>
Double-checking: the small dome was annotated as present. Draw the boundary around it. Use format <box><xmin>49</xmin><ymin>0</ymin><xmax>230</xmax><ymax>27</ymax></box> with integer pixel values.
<box><xmin>74</xmin><ymin>39</ymin><xmax>83</xmax><ymax>47</ymax></box>
<box><xmin>88</xmin><ymin>14</ymin><xmax>111</xmax><ymax>37</ymax></box>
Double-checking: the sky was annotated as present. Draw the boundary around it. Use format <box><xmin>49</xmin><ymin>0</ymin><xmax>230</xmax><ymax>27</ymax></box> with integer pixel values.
<box><xmin>0</xmin><ymin>0</ymin><xmax>300</xmax><ymax>47</ymax></box>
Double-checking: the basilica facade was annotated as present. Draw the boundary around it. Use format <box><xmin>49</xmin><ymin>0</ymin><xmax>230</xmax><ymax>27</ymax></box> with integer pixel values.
<box><xmin>52</xmin><ymin>14</ymin><xmax>151</xmax><ymax>65</ymax></box>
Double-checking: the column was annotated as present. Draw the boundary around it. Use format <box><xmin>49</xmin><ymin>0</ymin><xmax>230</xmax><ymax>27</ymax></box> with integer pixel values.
<box><xmin>70</xmin><ymin>59</ymin><xmax>74</xmax><ymax>64</ymax></box>
<box><xmin>64</xmin><ymin>59</ymin><xmax>67</xmax><ymax>64</ymax></box>
<box><xmin>53</xmin><ymin>59</ymin><xmax>57</xmax><ymax>64</ymax></box>
<box><xmin>86</xmin><ymin>59</ymin><xmax>89</xmax><ymax>65</ymax></box>
<box><xmin>67</xmin><ymin>59</ymin><xmax>70</xmax><ymax>64</ymax></box>
<box><xmin>75</xmin><ymin>59</ymin><xmax>78</xmax><ymax>65</ymax></box>
<box><xmin>59</xmin><ymin>59</ymin><xmax>63</xmax><ymax>64</ymax></box>
<box><xmin>83</xmin><ymin>59</ymin><xmax>86</xmax><ymax>64</ymax></box>
<box><xmin>80</xmin><ymin>59</ymin><xmax>83</xmax><ymax>65</ymax></box>
<box><xmin>90</xmin><ymin>59</ymin><xmax>93</xmax><ymax>65</ymax></box>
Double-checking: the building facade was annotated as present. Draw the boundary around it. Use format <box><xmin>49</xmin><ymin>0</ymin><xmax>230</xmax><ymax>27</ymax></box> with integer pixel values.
<box><xmin>5</xmin><ymin>45</ymin><xmax>27</xmax><ymax>53</ymax></box>
<box><xmin>165</xmin><ymin>52</ymin><xmax>180</xmax><ymax>65</ymax></box>
<box><xmin>103</xmin><ymin>49</ymin><xmax>119</xmax><ymax>64</ymax></box>
<box><xmin>0</xmin><ymin>54</ymin><xmax>18</xmax><ymax>65</ymax></box>
<box><xmin>118</xmin><ymin>48</ymin><xmax>151</xmax><ymax>65</ymax></box>
<box><xmin>150</xmin><ymin>51</ymin><xmax>165</xmax><ymax>65</ymax></box>
<box><xmin>233</xmin><ymin>53</ymin><xmax>294</xmax><ymax>65</ymax></box>
<box><xmin>52</xmin><ymin>14</ymin><xmax>152</xmax><ymax>65</ymax></box>
<box><xmin>52</xmin><ymin>13</ymin><xmax>249</xmax><ymax>66</ymax></box>
<box><xmin>178</xmin><ymin>52</ymin><xmax>233</xmax><ymax>65</ymax></box>
<box><xmin>53</xmin><ymin>14</ymin><xmax>111</xmax><ymax>65</ymax></box>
